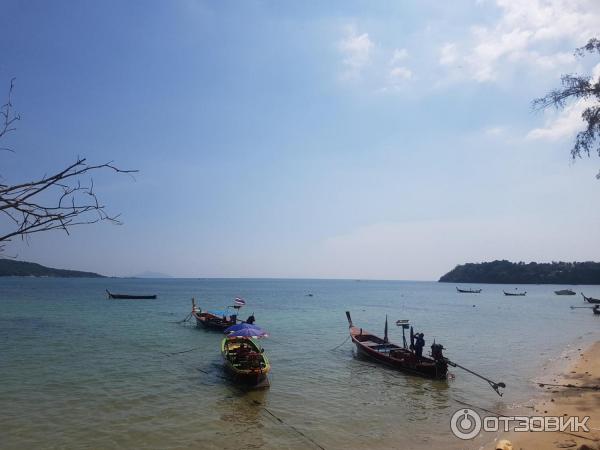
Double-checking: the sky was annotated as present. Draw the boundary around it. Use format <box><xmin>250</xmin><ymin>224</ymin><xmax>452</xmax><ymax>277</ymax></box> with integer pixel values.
<box><xmin>0</xmin><ymin>0</ymin><xmax>599</xmax><ymax>279</ymax></box>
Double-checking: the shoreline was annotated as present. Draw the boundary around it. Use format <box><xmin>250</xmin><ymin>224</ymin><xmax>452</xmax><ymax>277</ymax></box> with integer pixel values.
<box><xmin>487</xmin><ymin>341</ymin><xmax>600</xmax><ymax>450</ymax></box>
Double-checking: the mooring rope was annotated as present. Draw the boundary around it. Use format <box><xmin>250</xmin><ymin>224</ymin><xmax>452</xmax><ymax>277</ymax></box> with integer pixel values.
<box><xmin>329</xmin><ymin>335</ymin><xmax>350</xmax><ymax>351</ymax></box>
<box><xmin>261</xmin><ymin>406</ymin><xmax>327</xmax><ymax>450</ymax></box>
<box><xmin>160</xmin><ymin>346</ymin><xmax>203</xmax><ymax>356</ymax></box>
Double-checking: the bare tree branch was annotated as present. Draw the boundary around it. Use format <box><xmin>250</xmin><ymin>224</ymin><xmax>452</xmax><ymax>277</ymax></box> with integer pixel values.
<box><xmin>0</xmin><ymin>79</ymin><xmax>136</xmax><ymax>251</ymax></box>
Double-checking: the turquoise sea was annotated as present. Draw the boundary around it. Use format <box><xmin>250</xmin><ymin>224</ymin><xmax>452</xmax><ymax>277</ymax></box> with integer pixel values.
<box><xmin>1</xmin><ymin>278</ymin><xmax>599</xmax><ymax>450</ymax></box>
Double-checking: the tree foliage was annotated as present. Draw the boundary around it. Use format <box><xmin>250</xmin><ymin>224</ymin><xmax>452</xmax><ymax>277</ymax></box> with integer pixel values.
<box><xmin>439</xmin><ymin>260</ymin><xmax>600</xmax><ymax>285</ymax></box>
<box><xmin>533</xmin><ymin>38</ymin><xmax>600</xmax><ymax>177</ymax></box>
<box><xmin>0</xmin><ymin>79</ymin><xmax>136</xmax><ymax>253</ymax></box>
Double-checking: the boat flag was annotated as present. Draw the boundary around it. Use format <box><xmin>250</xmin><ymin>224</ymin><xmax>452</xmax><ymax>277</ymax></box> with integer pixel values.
<box><xmin>234</xmin><ymin>297</ymin><xmax>246</xmax><ymax>306</ymax></box>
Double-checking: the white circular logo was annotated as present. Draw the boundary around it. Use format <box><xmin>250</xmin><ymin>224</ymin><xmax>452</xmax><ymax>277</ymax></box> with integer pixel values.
<box><xmin>450</xmin><ymin>408</ymin><xmax>482</xmax><ymax>440</ymax></box>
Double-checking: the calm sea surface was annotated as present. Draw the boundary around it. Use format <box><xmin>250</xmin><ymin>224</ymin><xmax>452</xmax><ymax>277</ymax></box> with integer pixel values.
<box><xmin>1</xmin><ymin>278</ymin><xmax>599</xmax><ymax>449</ymax></box>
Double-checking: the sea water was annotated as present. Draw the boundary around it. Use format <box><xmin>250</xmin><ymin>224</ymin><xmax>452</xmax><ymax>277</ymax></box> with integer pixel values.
<box><xmin>1</xmin><ymin>278</ymin><xmax>599</xmax><ymax>449</ymax></box>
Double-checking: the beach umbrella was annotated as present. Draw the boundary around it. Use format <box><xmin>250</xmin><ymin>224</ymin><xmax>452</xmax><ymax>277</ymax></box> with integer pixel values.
<box><xmin>228</xmin><ymin>327</ymin><xmax>269</xmax><ymax>338</ymax></box>
<box><xmin>224</xmin><ymin>322</ymin><xmax>262</xmax><ymax>334</ymax></box>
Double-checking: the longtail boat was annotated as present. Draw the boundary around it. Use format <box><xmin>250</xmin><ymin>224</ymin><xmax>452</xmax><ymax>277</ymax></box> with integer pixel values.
<box><xmin>191</xmin><ymin>298</ymin><xmax>240</xmax><ymax>330</ymax></box>
<box><xmin>221</xmin><ymin>336</ymin><xmax>270</xmax><ymax>387</ymax></box>
<box><xmin>503</xmin><ymin>290</ymin><xmax>526</xmax><ymax>296</ymax></box>
<box><xmin>106</xmin><ymin>289</ymin><xmax>157</xmax><ymax>299</ymax></box>
<box><xmin>345</xmin><ymin>311</ymin><xmax>506</xmax><ymax>395</ymax></box>
<box><xmin>456</xmin><ymin>287</ymin><xmax>481</xmax><ymax>294</ymax></box>
<box><xmin>345</xmin><ymin>311</ymin><xmax>448</xmax><ymax>379</ymax></box>
<box><xmin>582</xmin><ymin>293</ymin><xmax>600</xmax><ymax>304</ymax></box>
<box><xmin>555</xmin><ymin>289</ymin><xmax>576</xmax><ymax>296</ymax></box>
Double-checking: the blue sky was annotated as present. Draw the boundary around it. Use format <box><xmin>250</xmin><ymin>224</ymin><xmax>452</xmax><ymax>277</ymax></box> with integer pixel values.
<box><xmin>1</xmin><ymin>0</ymin><xmax>599</xmax><ymax>279</ymax></box>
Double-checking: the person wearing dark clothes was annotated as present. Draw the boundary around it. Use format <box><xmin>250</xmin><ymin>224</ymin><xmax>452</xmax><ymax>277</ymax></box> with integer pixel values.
<box><xmin>414</xmin><ymin>333</ymin><xmax>425</xmax><ymax>359</ymax></box>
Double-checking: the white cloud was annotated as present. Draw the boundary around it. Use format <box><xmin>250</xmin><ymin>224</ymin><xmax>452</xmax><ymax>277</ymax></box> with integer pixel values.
<box><xmin>439</xmin><ymin>43</ymin><xmax>458</xmax><ymax>66</ymax></box>
<box><xmin>441</xmin><ymin>0</ymin><xmax>600</xmax><ymax>82</ymax></box>
<box><xmin>527</xmin><ymin>100</ymin><xmax>591</xmax><ymax>141</ymax></box>
<box><xmin>389</xmin><ymin>66</ymin><xmax>413</xmax><ymax>80</ymax></box>
<box><xmin>338</xmin><ymin>27</ymin><xmax>374</xmax><ymax>81</ymax></box>
<box><xmin>389</xmin><ymin>48</ymin><xmax>408</xmax><ymax>65</ymax></box>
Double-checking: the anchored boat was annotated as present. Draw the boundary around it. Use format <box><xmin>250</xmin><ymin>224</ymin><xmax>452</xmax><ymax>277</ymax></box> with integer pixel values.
<box><xmin>503</xmin><ymin>290</ymin><xmax>526</xmax><ymax>296</ymax></box>
<box><xmin>191</xmin><ymin>299</ymin><xmax>238</xmax><ymax>330</ymax></box>
<box><xmin>106</xmin><ymin>289</ymin><xmax>157</xmax><ymax>299</ymax></box>
<box><xmin>221</xmin><ymin>336</ymin><xmax>270</xmax><ymax>387</ymax></box>
<box><xmin>456</xmin><ymin>287</ymin><xmax>481</xmax><ymax>294</ymax></box>
<box><xmin>555</xmin><ymin>289</ymin><xmax>576</xmax><ymax>296</ymax></box>
<box><xmin>345</xmin><ymin>311</ymin><xmax>506</xmax><ymax>395</ymax></box>
<box><xmin>345</xmin><ymin>312</ymin><xmax>447</xmax><ymax>379</ymax></box>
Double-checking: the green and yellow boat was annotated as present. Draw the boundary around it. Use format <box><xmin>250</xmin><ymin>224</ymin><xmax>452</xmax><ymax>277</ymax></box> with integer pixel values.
<box><xmin>221</xmin><ymin>336</ymin><xmax>270</xmax><ymax>387</ymax></box>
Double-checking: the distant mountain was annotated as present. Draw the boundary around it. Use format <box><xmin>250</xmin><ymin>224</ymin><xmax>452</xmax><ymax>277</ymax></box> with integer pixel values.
<box><xmin>439</xmin><ymin>260</ymin><xmax>600</xmax><ymax>285</ymax></box>
<box><xmin>132</xmin><ymin>271</ymin><xmax>172</xmax><ymax>278</ymax></box>
<box><xmin>0</xmin><ymin>259</ymin><xmax>104</xmax><ymax>278</ymax></box>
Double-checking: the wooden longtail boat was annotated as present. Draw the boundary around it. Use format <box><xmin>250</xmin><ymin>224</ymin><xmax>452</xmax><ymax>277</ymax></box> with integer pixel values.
<box><xmin>555</xmin><ymin>289</ymin><xmax>576</xmax><ymax>296</ymax></box>
<box><xmin>503</xmin><ymin>290</ymin><xmax>526</xmax><ymax>296</ymax></box>
<box><xmin>106</xmin><ymin>290</ymin><xmax>157</xmax><ymax>299</ymax></box>
<box><xmin>345</xmin><ymin>312</ymin><xmax>448</xmax><ymax>379</ymax></box>
<box><xmin>191</xmin><ymin>298</ymin><xmax>238</xmax><ymax>330</ymax></box>
<box><xmin>221</xmin><ymin>336</ymin><xmax>270</xmax><ymax>387</ymax></box>
<box><xmin>456</xmin><ymin>287</ymin><xmax>481</xmax><ymax>294</ymax></box>
<box><xmin>582</xmin><ymin>293</ymin><xmax>600</xmax><ymax>304</ymax></box>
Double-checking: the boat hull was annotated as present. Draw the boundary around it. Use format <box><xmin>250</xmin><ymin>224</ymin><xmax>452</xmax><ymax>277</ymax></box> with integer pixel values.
<box><xmin>106</xmin><ymin>290</ymin><xmax>156</xmax><ymax>299</ymax></box>
<box><xmin>192</xmin><ymin>311</ymin><xmax>236</xmax><ymax>331</ymax></box>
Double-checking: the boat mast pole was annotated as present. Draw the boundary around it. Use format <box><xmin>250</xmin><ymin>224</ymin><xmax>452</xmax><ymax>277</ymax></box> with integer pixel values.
<box><xmin>384</xmin><ymin>315</ymin><xmax>388</xmax><ymax>343</ymax></box>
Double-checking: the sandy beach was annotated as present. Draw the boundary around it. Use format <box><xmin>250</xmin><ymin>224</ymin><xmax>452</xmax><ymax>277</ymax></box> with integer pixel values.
<box><xmin>488</xmin><ymin>341</ymin><xmax>600</xmax><ymax>450</ymax></box>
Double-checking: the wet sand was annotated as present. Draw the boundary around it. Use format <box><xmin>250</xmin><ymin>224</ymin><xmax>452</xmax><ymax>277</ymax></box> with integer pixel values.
<box><xmin>489</xmin><ymin>341</ymin><xmax>600</xmax><ymax>450</ymax></box>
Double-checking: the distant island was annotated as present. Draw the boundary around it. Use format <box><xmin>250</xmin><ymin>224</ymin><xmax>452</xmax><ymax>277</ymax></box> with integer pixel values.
<box><xmin>0</xmin><ymin>259</ymin><xmax>104</xmax><ymax>278</ymax></box>
<box><xmin>439</xmin><ymin>260</ymin><xmax>600</xmax><ymax>285</ymax></box>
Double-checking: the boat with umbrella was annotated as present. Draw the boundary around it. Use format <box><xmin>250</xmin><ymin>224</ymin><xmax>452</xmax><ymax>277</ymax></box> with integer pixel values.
<box><xmin>221</xmin><ymin>323</ymin><xmax>270</xmax><ymax>388</ymax></box>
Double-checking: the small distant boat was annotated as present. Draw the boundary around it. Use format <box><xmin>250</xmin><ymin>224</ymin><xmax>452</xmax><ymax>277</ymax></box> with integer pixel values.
<box><xmin>582</xmin><ymin>293</ymin><xmax>600</xmax><ymax>304</ymax></box>
<box><xmin>456</xmin><ymin>287</ymin><xmax>482</xmax><ymax>294</ymax></box>
<box><xmin>555</xmin><ymin>289</ymin><xmax>576</xmax><ymax>296</ymax></box>
<box><xmin>345</xmin><ymin>312</ymin><xmax>448</xmax><ymax>379</ymax></box>
<box><xmin>106</xmin><ymin>289</ymin><xmax>157</xmax><ymax>300</ymax></box>
<box><xmin>503</xmin><ymin>290</ymin><xmax>526</xmax><ymax>296</ymax></box>
<box><xmin>221</xmin><ymin>336</ymin><xmax>270</xmax><ymax>387</ymax></box>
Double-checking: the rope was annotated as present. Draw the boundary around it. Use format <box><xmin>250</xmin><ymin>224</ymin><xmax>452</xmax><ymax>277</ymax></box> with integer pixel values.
<box><xmin>261</xmin><ymin>405</ymin><xmax>327</xmax><ymax>450</ymax></box>
<box><xmin>329</xmin><ymin>335</ymin><xmax>350</xmax><ymax>351</ymax></box>
<box><xmin>161</xmin><ymin>346</ymin><xmax>203</xmax><ymax>356</ymax></box>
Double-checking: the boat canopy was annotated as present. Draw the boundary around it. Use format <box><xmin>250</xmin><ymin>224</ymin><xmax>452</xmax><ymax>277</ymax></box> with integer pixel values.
<box><xmin>207</xmin><ymin>310</ymin><xmax>230</xmax><ymax>317</ymax></box>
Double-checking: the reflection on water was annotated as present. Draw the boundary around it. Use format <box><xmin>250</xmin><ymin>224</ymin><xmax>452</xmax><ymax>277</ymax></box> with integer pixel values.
<box><xmin>1</xmin><ymin>277</ymin><xmax>599</xmax><ymax>450</ymax></box>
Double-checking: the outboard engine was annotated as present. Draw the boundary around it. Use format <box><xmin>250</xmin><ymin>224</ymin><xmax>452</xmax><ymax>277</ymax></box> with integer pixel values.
<box><xmin>431</xmin><ymin>343</ymin><xmax>445</xmax><ymax>361</ymax></box>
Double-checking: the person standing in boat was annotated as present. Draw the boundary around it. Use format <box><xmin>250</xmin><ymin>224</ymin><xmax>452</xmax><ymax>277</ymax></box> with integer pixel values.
<box><xmin>414</xmin><ymin>333</ymin><xmax>425</xmax><ymax>359</ymax></box>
